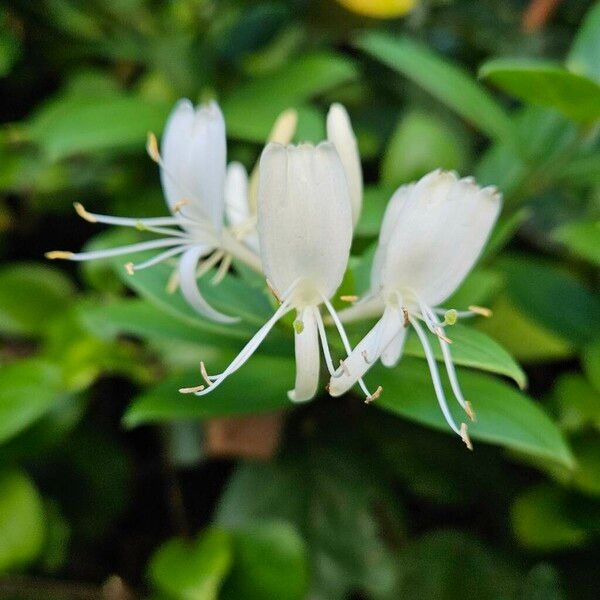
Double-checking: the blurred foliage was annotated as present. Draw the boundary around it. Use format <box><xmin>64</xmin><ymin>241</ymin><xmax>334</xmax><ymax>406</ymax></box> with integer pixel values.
<box><xmin>0</xmin><ymin>0</ymin><xmax>599</xmax><ymax>598</ymax></box>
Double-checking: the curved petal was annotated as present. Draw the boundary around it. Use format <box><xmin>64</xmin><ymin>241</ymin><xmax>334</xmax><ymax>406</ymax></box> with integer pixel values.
<box><xmin>178</xmin><ymin>246</ymin><xmax>239</xmax><ymax>323</ymax></box>
<box><xmin>382</xmin><ymin>170</ymin><xmax>502</xmax><ymax>307</ymax></box>
<box><xmin>288</xmin><ymin>307</ymin><xmax>320</xmax><ymax>403</ymax></box>
<box><xmin>328</xmin><ymin>305</ymin><xmax>403</xmax><ymax>397</ymax></box>
<box><xmin>327</xmin><ymin>103</ymin><xmax>363</xmax><ymax>226</ymax></box>
<box><xmin>257</xmin><ymin>142</ymin><xmax>353</xmax><ymax>301</ymax></box>
<box><xmin>161</xmin><ymin>99</ymin><xmax>226</xmax><ymax>234</ymax></box>
<box><xmin>381</xmin><ymin>326</ymin><xmax>407</xmax><ymax>367</ymax></box>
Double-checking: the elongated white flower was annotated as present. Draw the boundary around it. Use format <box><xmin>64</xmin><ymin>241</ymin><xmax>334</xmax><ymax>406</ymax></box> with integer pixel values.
<box><xmin>46</xmin><ymin>99</ymin><xmax>262</xmax><ymax>323</ymax></box>
<box><xmin>327</xmin><ymin>103</ymin><xmax>363</xmax><ymax>226</ymax></box>
<box><xmin>181</xmin><ymin>142</ymin><xmax>375</xmax><ymax>402</ymax></box>
<box><xmin>328</xmin><ymin>170</ymin><xmax>502</xmax><ymax>448</ymax></box>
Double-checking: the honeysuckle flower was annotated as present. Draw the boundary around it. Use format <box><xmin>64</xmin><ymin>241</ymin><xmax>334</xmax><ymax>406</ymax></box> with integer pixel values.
<box><xmin>46</xmin><ymin>99</ymin><xmax>263</xmax><ymax>323</ymax></box>
<box><xmin>180</xmin><ymin>141</ymin><xmax>375</xmax><ymax>402</ymax></box>
<box><xmin>327</xmin><ymin>103</ymin><xmax>363</xmax><ymax>226</ymax></box>
<box><xmin>328</xmin><ymin>170</ymin><xmax>502</xmax><ymax>448</ymax></box>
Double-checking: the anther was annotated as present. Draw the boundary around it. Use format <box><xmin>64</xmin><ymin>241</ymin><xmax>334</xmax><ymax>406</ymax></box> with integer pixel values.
<box><xmin>469</xmin><ymin>305</ymin><xmax>493</xmax><ymax>318</ymax></box>
<box><xmin>402</xmin><ymin>307</ymin><xmax>409</xmax><ymax>328</ymax></box>
<box><xmin>340</xmin><ymin>295</ymin><xmax>358</xmax><ymax>303</ymax></box>
<box><xmin>166</xmin><ymin>270</ymin><xmax>180</xmax><ymax>294</ymax></box>
<box><xmin>146</xmin><ymin>132</ymin><xmax>160</xmax><ymax>163</ymax></box>
<box><xmin>45</xmin><ymin>251</ymin><xmax>73</xmax><ymax>260</ymax></box>
<box><xmin>179</xmin><ymin>385</ymin><xmax>205</xmax><ymax>394</ymax></box>
<box><xmin>266</xmin><ymin>279</ymin><xmax>282</xmax><ymax>304</ymax></box>
<box><xmin>173</xmin><ymin>199</ymin><xmax>189</xmax><ymax>213</ymax></box>
<box><xmin>365</xmin><ymin>386</ymin><xmax>383</xmax><ymax>404</ymax></box>
<box><xmin>361</xmin><ymin>350</ymin><xmax>373</xmax><ymax>365</ymax></box>
<box><xmin>460</xmin><ymin>423</ymin><xmax>473</xmax><ymax>450</ymax></box>
<box><xmin>465</xmin><ymin>401</ymin><xmax>476</xmax><ymax>422</ymax></box>
<box><xmin>200</xmin><ymin>361</ymin><xmax>212</xmax><ymax>386</ymax></box>
<box><xmin>73</xmin><ymin>202</ymin><xmax>97</xmax><ymax>223</ymax></box>
<box><xmin>435</xmin><ymin>327</ymin><xmax>452</xmax><ymax>344</ymax></box>
<box><xmin>124</xmin><ymin>262</ymin><xmax>135</xmax><ymax>276</ymax></box>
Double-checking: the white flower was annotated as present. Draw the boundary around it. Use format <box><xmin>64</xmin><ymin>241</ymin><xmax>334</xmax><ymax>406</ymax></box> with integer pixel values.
<box><xmin>46</xmin><ymin>99</ymin><xmax>263</xmax><ymax>323</ymax></box>
<box><xmin>328</xmin><ymin>169</ymin><xmax>502</xmax><ymax>448</ymax></box>
<box><xmin>327</xmin><ymin>103</ymin><xmax>363</xmax><ymax>226</ymax></box>
<box><xmin>181</xmin><ymin>141</ymin><xmax>374</xmax><ymax>402</ymax></box>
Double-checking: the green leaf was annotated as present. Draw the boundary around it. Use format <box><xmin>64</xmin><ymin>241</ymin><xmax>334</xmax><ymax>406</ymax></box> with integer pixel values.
<box><xmin>148</xmin><ymin>528</ymin><xmax>233</xmax><ymax>600</ymax></box>
<box><xmin>477</xmin><ymin>297</ymin><xmax>574</xmax><ymax>362</ymax></box>
<box><xmin>124</xmin><ymin>353</ymin><xmax>295</xmax><ymax>427</ymax></box>
<box><xmin>567</xmin><ymin>1</ymin><xmax>600</xmax><ymax>84</ymax></box>
<box><xmin>444</xmin><ymin>268</ymin><xmax>503</xmax><ymax>310</ymax></box>
<box><xmin>356</xmin><ymin>32</ymin><xmax>516</xmax><ymax>144</ymax></box>
<box><xmin>381</xmin><ymin>111</ymin><xmax>467</xmax><ymax>188</ymax></box>
<box><xmin>479</xmin><ymin>59</ymin><xmax>600</xmax><ymax>122</ymax></box>
<box><xmin>559</xmin><ymin>152</ymin><xmax>600</xmax><ymax>186</ymax></box>
<box><xmin>519</xmin><ymin>564</ymin><xmax>565</xmax><ymax>600</ymax></box>
<box><xmin>222</xmin><ymin>52</ymin><xmax>358</xmax><ymax>143</ymax></box>
<box><xmin>499</xmin><ymin>256</ymin><xmax>600</xmax><ymax>345</ymax></box>
<box><xmin>0</xmin><ymin>469</ymin><xmax>45</xmax><ymax>572</ymax></box>
<box><xmin>374</xmin><ymin>357</ymin><xmax>574</xmax><ymax>468</ymax></box>
<box><xmin>402</xmin><ymin>324</ymin><xmax>527</xmax><ymax>389</ymax></box>
<box><xmin>553</xmin><ymin>373</ymin><xmax>600</xmax><ymax>432</ymax></box>
<box><xmin>216</xmin><ymin>449</ymin><xmax>398</xmax><ymax>600</ymax></box>
<box><xmin>583</xmin><ymin>340</ymin><xmax>600</xmax><ymax>395</ymax></box>
<box><xmin>0</xmin><ymin>263</ymin><xmax>75</xmax><ymax>337</ymax></box>
<box><xmin>28</xmin><ymin>93</ymin><xmax>170</xmax><ymax>161</ymax></box>
<box><xmin>221</xmin><ymin>522</ymin><xmax>309</xmax><ymax>600</ymax></box>
<box><xmin>568</xmin><ymin>433</ymin><xmax>600</xmax><ymax>497</ymax></box>
<box><xmin>392</xmin><ymin>530</ymin><xmax>518</xmax><ymax>599</ymax></box>
<box><xmin>554</xmin><ymin>220</ymin><xmax>600</xmax><ymax>266</ymax></box>
<box><xmin>0</xmin><ymin>359</ymin><xmax>64</xmax><ymax>444</ymax></box>
<box><xmin>512</xmin><ymin>484</ymin><xmax>589</xmax><ymax>551</ymax></box>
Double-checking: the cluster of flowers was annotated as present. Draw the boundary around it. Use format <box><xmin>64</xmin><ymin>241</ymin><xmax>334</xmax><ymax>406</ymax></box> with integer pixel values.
<box><xmin>48</xmin><ymin>99</ymin><xmax>501</xmax><ymax>448</ymax></box>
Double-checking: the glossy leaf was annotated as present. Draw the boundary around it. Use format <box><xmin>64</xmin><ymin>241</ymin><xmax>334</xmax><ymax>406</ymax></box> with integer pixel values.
<box><xmin>0</xmin><ymin>263</ymin><xmax>75</xmax><ymax>337</ymax></box>
<box><xmin>148</xmin><ymin>528</ymin><xmax>232</xmax><ymax>600</ymax></box>
<box><xmin>0</xmin><ymin>359</ymin><xmax>64</xmax><ymax>444</ymax></box>
<box><xmin>402</xmin><ymin>324</ymin><xmax>527</xmax><ymax>389</ymax></box>
<box><xmin>124</xmin><ymin>354</ymin><xmax>295</xmax><ymax>427</ymax></box>
<box><xmin>221</xmin><ymin>522</ymin><xmax>309</xmax><ymax>600</ymax></box>
<box><xmin>554</xmin><ymin>220</ymin><xmax>600</xmax><ymax>266</ymax></box>
<box><xmin>373</xmin><ymin>357</ymin><xmax>574</xmax><ymax>467</ymax></box>
<box><xmin>499</xmin><ymin>256</ymin><xmax>600</xmax><ymax>345</ymax></box>
<box><xmin>553</xmin><ymin>373</ymin><xmax>600</xmax><ymax>432</ymax></box>
<box><xmin>0</xmin><ymin>469</ymin><xmax>45</xmax><ymax>572</ymax></box>
<box><xmin>479</xmin><ymin>59</ymin><xmax>600</xmax><ymax>122</ymax></box>
<box><xmin>567</xmin><ymin>1</ymin><xmax>600</xmax><ymax>83</ymax></box>
<box><xmin>356</xmin><ymin>32</ymin><xmax>516</xmax><ymax>144</ymax></box>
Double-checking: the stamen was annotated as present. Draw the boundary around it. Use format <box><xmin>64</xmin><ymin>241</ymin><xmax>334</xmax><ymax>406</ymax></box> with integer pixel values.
<box><xmin>124</xmin><ymin>262</ymin><xmax>135</xmax><ymax>275</ymax></box>
<box><xmin>468</xmin><ymin>305</ymin><xmax>493</xmax><ymax>318</ymax></box>
<box><xmin>339</xmin><ymin>359</ymin><xmax>350</xmax><ymax>376</ymax></box>
<box><xmin>167</xmin><ymin>270</ymin><xmax>180</xmax><ymax>294</ymax></box>
<box><xmin>340</xmin><ymin>295</ymin><xmax>358</xmax><ymax>303</ymax></box>
<box><xmin>365</xmin><ymin>386</ymin><xmax>383</xmax><ymax>404</ymax></box>
<box><xmin>73</xmin><ymin>202</ymin><xmax>97</xmax><ymax>223</ymax></box>
<box><xmin>146</xmin><ymin>132</ymin><xmax>160</xmax><ymax>163</ymax></box>
<box><xmin>314</xmin><ymin>308</ymin><xmax>336</xmax><ymax>375</ymax></box>
<box><xmin>211</xmin><ymin>253</ymin><xmax>232</xmax><ymax>285</ymax></box>
<box><xmin>361</xmin><ymin>350</ymin><xmax>373</xmax><ymax>364</ymax></box>
<box><xmin>266</xmin><ymin>279</ymin><xmax>283</xmax><ymax>304</ymax></box>
<box><xmin>402</xmin><ymin>307</ymin><xmax>409</xmax><ymax>328</ymax></box>
<box><xmin>173</xmin><ymin>199</ymin><xmax>190</xmax><ymax>214</ymax></box>
<box><xmin>465</xmin><ymin>401</ymin><xmax>476</xmax><ymax>422</ymax></box>
<box><xmin>45</xmin><ymin>251</ymin><xmax>74</xmax><ymax>260</ymax></box>
<box><xmin>435</xmin><ymin>327</ymin><xmax>452</xmax><ymax>344</ymax></box>
<box><xmin>460</xmin><ymin>423</ymin><xmax>474</xmax><ymax>450</ymax></box>
<box><xmin>196</xmin><ymin>250</ymin><xmax>225</xmax><ymax>279</ymax></box>
<box><xmin>179</xmin><ymin>384</ymin><xmax>205</xmax><ymax>394</ymax></box>
<box><xmin>200</xmin><ymin>361</ymin><xmax>213</xmax><ymax>386</ymax></box>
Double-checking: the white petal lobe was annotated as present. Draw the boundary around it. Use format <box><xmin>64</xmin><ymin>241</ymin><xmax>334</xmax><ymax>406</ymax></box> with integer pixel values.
<box><xmin>257</xmin><ymin>142</ymin><xmax>353</xmax><ymax>301</ymax></box>
<box><xmin>288</xmin><ymin>307</ymin><xmax>320</xmax><ymax>403</ymax></box>
<box><xmin>327</xmin><ymin>103</ymin><xmax>363</xmax><ymax>226</ymax></box>
<box><xmin>381</xmin><ymin>326</ymin><xmax>407</xmax><ymax>368</ymax></box>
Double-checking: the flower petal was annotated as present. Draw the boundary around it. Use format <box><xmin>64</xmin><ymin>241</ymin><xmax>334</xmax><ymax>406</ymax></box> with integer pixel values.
<box><xmin>224</xmin><ymin>162</ymin><xmax>250</xmax><ymax>227</ymax></box>
<box><xmin>327</xmin><ymin>103</ymin><xmax>363</xmax><ymax>226</ymax></box>
<box><xmin>178</xmin><ymin>246</ymin><xmax>239</xmax><ymax>323</ymax></box>
<box><xmin>381</xmin><ymin>170</ymin><xmax>501</xmax><ymax>307</ymax></box>
<box><xmin>328</xmin><ymin>305</ymin><xmax>403</xmax><ymax>397</ymax></box>
<box><xmin>288</xmin><ymin>307</ymin><xmax>320</xmax><ymax>402</ymax></box>
<box><xmin>161</xmin><ymin>99</ymin><xmax>227</xmax><ymax>234</ymax></box>
<box><xmin>381</xmin><ymin>325</ymin><xmax>407</xmax><ymax>367</ymax></box>
<box><xmin>257</xmin><ymin>142</ymin><xmax>353</xmax><ymax>300</ymax></box>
